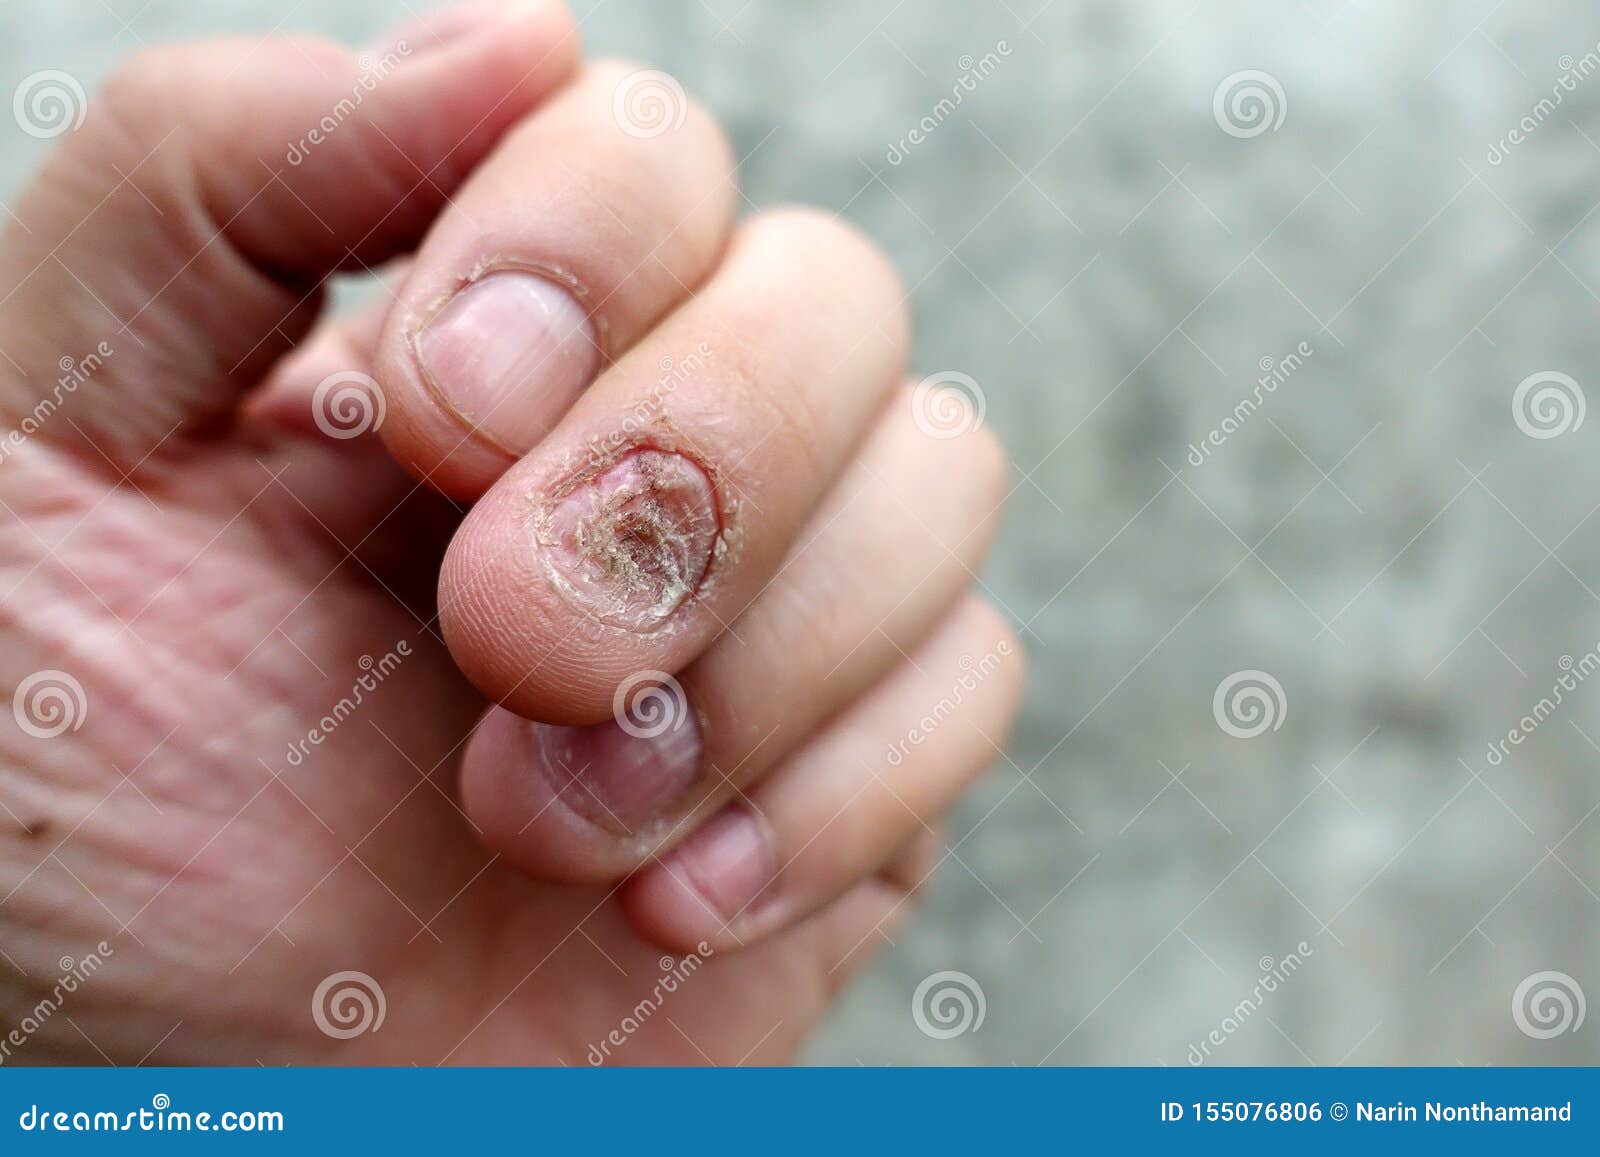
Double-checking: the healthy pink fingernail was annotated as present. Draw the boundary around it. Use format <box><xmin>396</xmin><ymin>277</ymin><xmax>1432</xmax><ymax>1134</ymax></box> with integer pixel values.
<box><xmin>662</xmin><ymin>804</ymin><xmax>776</xmax><ymax>920</ymax></box>
<box><xmin>538</xmin><ymin>449</ymin><xmax>720</xmax><ymax>630</ymax></box>
<box><xmin>532</xmin><ymin>709</ymin><xmax>703</xmax><ymax>833</ymax></box>
<box><xmin>415</xmin><ymin>270</ymin><xmax>600</xmax><ymax>452</ymax></box>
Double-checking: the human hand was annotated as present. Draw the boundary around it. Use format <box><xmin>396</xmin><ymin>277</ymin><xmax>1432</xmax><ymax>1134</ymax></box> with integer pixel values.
<box><xmin>0</xmin><ymin>0</ymin><xmax>1021</xmax><ymax>1064</ymax></box>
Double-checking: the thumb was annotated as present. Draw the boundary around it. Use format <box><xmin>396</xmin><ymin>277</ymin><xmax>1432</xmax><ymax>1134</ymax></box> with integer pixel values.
<box><xmin>0</xmin><ymin>1</ymin><xmax>577</xmax><ymax>468</ymax></box>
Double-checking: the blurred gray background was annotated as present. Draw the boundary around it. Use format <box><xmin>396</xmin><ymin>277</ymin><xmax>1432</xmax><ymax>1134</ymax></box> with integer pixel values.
<box><xmin>6</xmin><ymin>0</ymin><xmax>1599</xmax><ymax>1065</ymax></box>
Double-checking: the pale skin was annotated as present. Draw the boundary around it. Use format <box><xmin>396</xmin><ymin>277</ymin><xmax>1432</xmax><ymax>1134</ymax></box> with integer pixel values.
<box><xmin>0</xmin><ymin>0</ymin><xmax>1022</xmax><ymax>1064</ymax></box>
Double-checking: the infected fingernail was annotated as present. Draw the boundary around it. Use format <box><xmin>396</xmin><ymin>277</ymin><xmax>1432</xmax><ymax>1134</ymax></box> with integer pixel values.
<box><xmin>415</xmin><ymin>269</ymin><xmax>600</xmax><ymax>453</ymax></box>
<box><xmin>532</xmin><ymin>703</ymin><xmax>703</xmax><ymax>833</ymax></box>
<box><xmin>537</xmin><ymin>449</ymin><xmax>721</xmax><ymax>630</ymax></box>
<box><xmin>663</xmin><ymin>804</ymin><xmax>776</xmax><ymax>921</ymax></box>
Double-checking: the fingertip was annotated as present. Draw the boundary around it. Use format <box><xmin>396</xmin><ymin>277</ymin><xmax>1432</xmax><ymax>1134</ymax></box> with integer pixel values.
<box><xmin>459</xmin><ymin>702</ymin><xmax>708</xmax><ymax>884</ymax></box>
<box><xmin>619</xmin><ymin>865</ymin><xmax>724</xmax><ymax>954</ymax></box>
<box><xmin>457</xmin><ymin>706</ymin><xmax>614</xmax><ymax>882</ymax></box>
<box><xmin>436</xmin><ymin>483</ymin><xmax>625</xmax><ymax>720</ymax></box>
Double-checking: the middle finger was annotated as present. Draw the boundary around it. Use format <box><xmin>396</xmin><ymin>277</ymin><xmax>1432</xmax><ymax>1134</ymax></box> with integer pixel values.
<box><xmin>438</xmin><ymin>206</ymin><xmax>910</xmax><ymax>723</ymax></box>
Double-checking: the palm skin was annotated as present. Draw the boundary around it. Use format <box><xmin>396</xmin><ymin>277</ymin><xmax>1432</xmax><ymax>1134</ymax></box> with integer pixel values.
<box><xmin>0</xmin><ymin>424</ymin><xmax>893</xmax><ymax>1066</ymax></box>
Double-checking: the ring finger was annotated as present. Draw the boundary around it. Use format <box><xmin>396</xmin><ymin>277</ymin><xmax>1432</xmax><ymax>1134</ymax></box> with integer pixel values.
<box><xmin>626</xmin><ymin>595</ymin><xmax>1023</xmax><ymax>952</ymax></box>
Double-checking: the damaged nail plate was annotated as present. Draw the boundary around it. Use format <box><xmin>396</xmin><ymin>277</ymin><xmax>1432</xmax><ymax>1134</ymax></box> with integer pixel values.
<box><xmin>534</xmin><ymin>447</ymin><xmax>727</xmax><ymax>630</ymax></box>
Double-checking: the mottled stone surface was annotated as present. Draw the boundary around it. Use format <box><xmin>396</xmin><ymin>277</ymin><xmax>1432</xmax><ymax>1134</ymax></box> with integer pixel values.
<box><xmin>4</xmin><ymin>0</ymin><xmax>1597</xmax><ymax>1065</ymax></box>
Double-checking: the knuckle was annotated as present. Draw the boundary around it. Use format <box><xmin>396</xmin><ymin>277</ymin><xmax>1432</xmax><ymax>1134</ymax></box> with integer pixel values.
<box><xmin>969</xmin><ymin>597</ymin><xmax>1027</xmax><ymax>710</ymax></box>
<box><xmin>893</xmin><ymin>382</ymin><xmax>1009</xmax><ymax>508</ymax></box>
<box><xmin>959</xmin><ymin>421</ymin><xmax>1010</xmax><ymax>506</ymax></box>
<box><xmin>586</xmin><ymin>56</ymin><xmax>654</xmax><ymax>87</ymax></box>
<box><xmin>586</xmin><ymin>57</ymin><xmax>727</xmax><ymax>146</ymax></box>
<box><xmin>98</xmin><ymin>46</ymin><xmax>185</xmax><ymax>123</ymax></box>
<box><xmin>742</xmin><ymin>205</ymin><xmax>911</xmax><ymax>364</ymax></box>
<box><xmin>751</xmin><ymin>205</ymin><xmax>906</xmax><ymax>300</ymax></box>
<box><xmin>607</xmin><ymin>60</ymin><xmax>729</xmax><ymax>159</ymax></box>
<box><xmin>568</xmin><ymin>60</ymin><xmax>737</xmax><ymax>236</ymax></box>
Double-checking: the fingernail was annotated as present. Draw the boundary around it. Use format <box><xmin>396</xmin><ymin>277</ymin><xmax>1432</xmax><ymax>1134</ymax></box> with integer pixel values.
<box><xmin>533</xmin><ymin>709</ymin><xmax>703</xmax><ymax>834</ymax></box>
<box><xmin>664</xmin><ymin>805</ymin><xmax>776</xmax><ymax>921</ymax></box>
<box><xmin>538</xmin><ymin>449</ymin><xmax>720</xmax><ymax>630</ymax></box>
<box><xmin>415</xmin><ymin>270</ymin><xmax>600</xmax><ymax>452</ymax></box>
